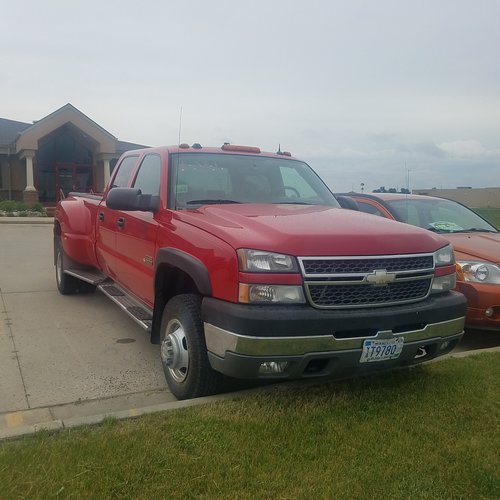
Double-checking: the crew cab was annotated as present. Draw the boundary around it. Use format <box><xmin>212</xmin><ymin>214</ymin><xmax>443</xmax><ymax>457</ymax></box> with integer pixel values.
<box><xmin>54</xmin><ymin>144</ymin><xmax>466</xmax><ymax>399</ymax></box>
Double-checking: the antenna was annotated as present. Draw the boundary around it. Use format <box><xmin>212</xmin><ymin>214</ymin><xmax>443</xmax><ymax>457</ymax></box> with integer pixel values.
<box><xmin>178</xmin><ymin>106</ymin><xmax>183</xmax><ymax>146</ymax></box>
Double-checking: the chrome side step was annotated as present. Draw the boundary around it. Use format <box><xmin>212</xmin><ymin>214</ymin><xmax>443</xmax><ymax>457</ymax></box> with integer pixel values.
<box><xmin>98</xmin><ymin>281</ymin><xmax>153</xmax><ymax>332</ymax></box>
<box><xmin>63</xmin><ymin>267</ymin><xmax>153</xmax><ymax>332</ymax></box>
<box><xmin>65</xmin><ymin>267</ymin><xmax>107</xmax><ymax>285</ymax></box>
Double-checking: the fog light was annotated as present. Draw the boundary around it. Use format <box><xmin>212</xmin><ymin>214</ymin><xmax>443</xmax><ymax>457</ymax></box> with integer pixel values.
<box><xmin>258</xmin><ymin>361</ymin><xmax>289</xmax><ymax>374</ymax></box>
<box><xmin>485</xmin><ymin>307</ymin><xmax>494</xmax><ymax>318</ymax></box>
<box><xmin>439</xmin><ymin>341</ymin><xmax>451</xmax><ymax>351</ymax></box>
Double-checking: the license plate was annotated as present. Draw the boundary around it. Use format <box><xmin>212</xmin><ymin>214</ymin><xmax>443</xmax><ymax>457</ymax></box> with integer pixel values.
<box><xmin>360</xmin><ymin>337</ymin><xmax>404</xmax><ymax>363</ymax></box>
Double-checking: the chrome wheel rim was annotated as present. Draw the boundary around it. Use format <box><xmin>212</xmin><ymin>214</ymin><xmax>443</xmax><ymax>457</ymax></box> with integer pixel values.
<box><xmin>161</xmin><ymin>319</ymin><xmax>189</xmax><ymax>383</ymax></box>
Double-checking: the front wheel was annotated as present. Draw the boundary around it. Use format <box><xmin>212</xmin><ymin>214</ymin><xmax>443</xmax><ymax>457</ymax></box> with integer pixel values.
<box><xmin>160</xmin><ymin>294</ymin><xmax>226</xmax><ymax>400</ymax></box>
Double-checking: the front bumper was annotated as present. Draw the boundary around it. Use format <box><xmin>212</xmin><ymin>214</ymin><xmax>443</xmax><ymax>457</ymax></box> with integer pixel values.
<box><xmin>456</xmin><ymin>281</ymin><xmax>500</xmax><ymax>331</ymax></box>
<box><xmin>202</xmin><ymin>292</ymin><xmax>466</xmax><ymax>379</ymax></box>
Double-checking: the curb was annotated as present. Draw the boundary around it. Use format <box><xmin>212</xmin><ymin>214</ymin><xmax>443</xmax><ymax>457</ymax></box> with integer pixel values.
<box><xmin>0</xmin><ymin>217</ymin><xmax>54</xmax><ymax>225</ymax></box>
<box><xmin>1</xmin><ymin>346</ymin><xmax>498</xmax><ymax>441</ymax></box>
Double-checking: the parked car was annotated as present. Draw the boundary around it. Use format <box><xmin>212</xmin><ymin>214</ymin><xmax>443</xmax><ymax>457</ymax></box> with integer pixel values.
<box><xmin>338</xmin><ymin>192</ymin><xmax>500</xmax><ymax>331</ymax></box>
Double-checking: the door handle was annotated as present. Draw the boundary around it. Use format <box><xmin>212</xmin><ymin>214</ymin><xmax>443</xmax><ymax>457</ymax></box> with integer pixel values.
<box><xmin>98</xmin><ymin>212</ymin><xmax>104</xmax><ymax>221</ymax></box>
<box><xmin>117</xmin><ymin>217</ymin><xmax>125</xmax><ymax>229</ymax></box>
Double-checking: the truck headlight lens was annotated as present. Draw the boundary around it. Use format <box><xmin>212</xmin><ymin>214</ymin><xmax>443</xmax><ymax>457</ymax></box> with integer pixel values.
<box><xmin>237</xmin><ymin>249</ymin><xmax>299</xmax><ymax>273</ymax></box>
<box><xmin>431</xmin><ymin>273</ymin><xmax>456</xmax><ymax>293</ymax></box>
<box><xmin>457</xmin><ymin>261</ymin><xmax>500</xmax><ymax>284</ymax></box>
<box><xmin>434</xmin><ymin>245</ymin><xmax>455</xmax><ymax>266</ymax></box>
<box><xmin>239</xmin><ymin>284</ymin><xmax>305</xmax><ymax>304</ymax></box>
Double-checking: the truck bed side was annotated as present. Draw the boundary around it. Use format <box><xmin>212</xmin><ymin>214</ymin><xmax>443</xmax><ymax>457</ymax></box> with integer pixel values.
<box><xmin>54</xmin><ymin>193</ymin><xmax>103</xmax><ymax>268</ymax></box>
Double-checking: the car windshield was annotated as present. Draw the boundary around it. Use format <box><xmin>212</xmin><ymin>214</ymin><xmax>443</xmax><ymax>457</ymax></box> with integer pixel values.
<box><xmin>169</xmin><ymin>153</ymin><xmax>339</xmax><ymax>209</ymax></box>
<box><xmin>387</xmin><ymin>198</ymin><xmax>498</xmax><ymax>233</ymax></box>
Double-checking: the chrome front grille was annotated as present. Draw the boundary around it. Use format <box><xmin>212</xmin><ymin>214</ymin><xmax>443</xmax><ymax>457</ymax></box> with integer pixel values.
<box><xmin>299</xmin><ymin>254</ymin><xmax>434</xmax><ymax>309</ymax></box>
<box><xmin>301</xmin><ymin>255</ymin><xmax>434</xmax><ymax>275</ymax></box>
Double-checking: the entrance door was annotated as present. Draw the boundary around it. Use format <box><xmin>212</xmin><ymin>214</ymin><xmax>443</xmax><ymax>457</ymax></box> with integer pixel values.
<box><xmin>55</xmin><ymin>164</ymin><xmax>94</xmax><ymax>200</ymax></box>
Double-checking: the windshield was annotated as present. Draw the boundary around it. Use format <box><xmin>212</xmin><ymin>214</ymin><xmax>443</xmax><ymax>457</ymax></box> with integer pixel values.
<box><xmin>387</xmin><ymin>198</ymin><xmax>498</xmax><ymax>233</ymax></box>
<box><xmin>169</xmin><ymin>153</ymin><xmax>339</xmax><ymax>209</ymax></box>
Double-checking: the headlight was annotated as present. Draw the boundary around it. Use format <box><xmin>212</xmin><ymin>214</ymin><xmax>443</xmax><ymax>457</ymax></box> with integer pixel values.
<box><xmin>237</xmin><ymin>249</ymin><xmax>299</xmax><ymax>273</ymax></box>
<box><xmin>239</xmin><ymin>284</ymin><xmax>306</xmax><ymax>304</ymax></box>
<box><xmin>457</xmin><ymin>261</ymin><xmax>500</xmax><ymax>284</ymax></box>
<box><xmin>434</xmin><ymin>245</ymin><xmax>455</xmax><ymax>267</ymax></box>
<box><xmin>431</xmin><ymin>245</ymin><xmax>456</xmax><ymax>294</ymax></box>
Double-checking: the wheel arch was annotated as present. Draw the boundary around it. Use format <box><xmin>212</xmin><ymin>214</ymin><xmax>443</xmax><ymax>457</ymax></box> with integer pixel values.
<box><xmin>150</xmin><ymin>248</ymin><xmax>212</xmax><ymax>344</ymax></box>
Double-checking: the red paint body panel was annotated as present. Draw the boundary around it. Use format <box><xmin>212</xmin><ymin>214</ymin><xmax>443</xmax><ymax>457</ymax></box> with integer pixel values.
<box><xmin>174</xmin><ymin>204</ymin><xmax>448</xmax><ymax>257</ymax></box>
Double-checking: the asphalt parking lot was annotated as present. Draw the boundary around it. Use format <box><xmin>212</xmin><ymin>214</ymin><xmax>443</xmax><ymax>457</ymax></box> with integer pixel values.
<box><xmin>1</xmin><ymin>220</ymin><xmax>499</xmax><ymax>439</ymax></box>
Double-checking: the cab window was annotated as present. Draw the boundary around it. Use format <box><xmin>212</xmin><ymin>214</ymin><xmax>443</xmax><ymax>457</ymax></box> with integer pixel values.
<box><xmin>111</xmin><ymin>156</ymin><xmax>139</xmax><ymax>188</ymax></box>
<box><xmin>133</xmin><ymin>154</ymin><xmax>161</xmax><ymax>195</ymax></box>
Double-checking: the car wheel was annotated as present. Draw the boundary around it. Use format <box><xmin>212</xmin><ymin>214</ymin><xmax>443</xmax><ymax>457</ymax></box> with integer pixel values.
<box><xmin>55</xmin><ymin>240</ymin><xmax>96</xmax><ymax>295</ymax></box>
<box><xmin>160</xmin><ymin>294</ymin><xmax>226</xmax><ymax>400</ymax></box>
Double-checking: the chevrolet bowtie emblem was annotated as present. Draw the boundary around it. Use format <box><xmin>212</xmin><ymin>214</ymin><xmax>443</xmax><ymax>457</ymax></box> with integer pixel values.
<box><xmin>365</xmin><ymin>269</ymin><xmax>396</xmax><ymax>285</ymax></box>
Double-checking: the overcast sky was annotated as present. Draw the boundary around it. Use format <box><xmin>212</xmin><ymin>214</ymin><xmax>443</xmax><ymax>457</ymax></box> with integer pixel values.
<box><xmin>2</xmin><ymin>0</ymin><xmax>499</xmax><ymax>192</ymax></box>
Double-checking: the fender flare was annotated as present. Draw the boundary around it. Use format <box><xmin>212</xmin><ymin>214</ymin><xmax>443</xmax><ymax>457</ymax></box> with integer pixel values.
<box><xmin>151</xmin><ymin>248</ymin><xmax>212</xmax><ymax>344</ymax></box>
<box><xmin>154</xmin><ymin>248</ymin><xmax>212</xmax><ymax>296</ymax></box>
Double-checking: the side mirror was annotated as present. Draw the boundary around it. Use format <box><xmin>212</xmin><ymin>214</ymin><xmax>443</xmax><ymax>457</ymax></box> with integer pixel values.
<box><xmin>106</xmin><ymin>187</ymin><xmax>160</xmax><ymax>212</ymax></box>
<box><xmin>336</xmin><ymin>195</ymin><xmax>359</xmax><ymax>211</ymax></box>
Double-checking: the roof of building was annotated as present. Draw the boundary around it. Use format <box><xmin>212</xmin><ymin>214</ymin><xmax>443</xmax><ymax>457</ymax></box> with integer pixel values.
<box><xmin>0</xmin><ymin>105</ymin><xmax>148</xmax><ymax>152</ymax></box>
<box><xmin>0</xmin><ymin>118</ymin><xmax>32</xmax><ymax>147</ymax></box>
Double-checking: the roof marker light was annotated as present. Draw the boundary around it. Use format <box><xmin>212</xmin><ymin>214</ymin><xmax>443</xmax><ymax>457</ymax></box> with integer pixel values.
<box><xmin>192</xmin><ymin>143</ymin><xmax>202</xmax><ymax>149</ymax></box>
<box><xmin>221</xmin><ymin>144</ymin><xmax>261</xmax><ymax>154</ymax></box>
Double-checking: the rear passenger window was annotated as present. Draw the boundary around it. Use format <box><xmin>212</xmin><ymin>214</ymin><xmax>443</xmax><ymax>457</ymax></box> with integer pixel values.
<box><xmin>112</xmin><ymin>156</ymin><xmax>139</xmax><ymax>188</ymax></box>
<box><xmin>133</xmin><ymin>154</ymin><xmax>161</xmax><ymax>195</ymax></box>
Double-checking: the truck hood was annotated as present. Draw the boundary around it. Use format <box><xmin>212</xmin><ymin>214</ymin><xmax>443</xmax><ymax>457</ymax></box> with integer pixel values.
<box><xmin>447</xmin><ymin>232</ymin><xmax>500</xmax><ymax>264</ymax></box>
<box><xmin>174</xmin><ymin>204</ymin><xmax>449</xmax><ymax>256</ymax></box>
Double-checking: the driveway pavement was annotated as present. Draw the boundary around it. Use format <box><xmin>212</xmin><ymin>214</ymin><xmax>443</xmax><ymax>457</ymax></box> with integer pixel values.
<box><xmin>1</xmin><ymin>218</ymin><xmax>499</xmax><ymax>439</ymax></box>
<box><xmin>0</xmin><ymin>220</ymin><xmax>181</xmax><ymax>438</ymax></box>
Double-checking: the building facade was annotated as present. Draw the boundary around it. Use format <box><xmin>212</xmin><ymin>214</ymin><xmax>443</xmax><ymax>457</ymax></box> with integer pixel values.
<box><xmin>0</xmin><ymin>104</ymin><xmax>146</xmax><ymax>205</ymax></box>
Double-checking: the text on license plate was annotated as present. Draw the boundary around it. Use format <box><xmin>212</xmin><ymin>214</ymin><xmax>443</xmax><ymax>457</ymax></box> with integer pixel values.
<box><xmin>360</xmin><ymin>338</ymin><xmax>404</xmax><ymax>363</ymax></box>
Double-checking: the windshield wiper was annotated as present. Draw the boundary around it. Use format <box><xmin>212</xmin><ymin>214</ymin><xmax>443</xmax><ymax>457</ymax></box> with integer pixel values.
<box><xmin>274</xmin><ymin>201</ymin><xmax>312</xmax><ymax>205</ymax></box>
<box><xmin>450</xmin><ymin>228</ymin><xmax>498</xmax><ymax>234</ymax></box>
<box><xmin>186</xmin><ymin>199</ymin><xmax>241</xmax><ymax>205</ymax></box>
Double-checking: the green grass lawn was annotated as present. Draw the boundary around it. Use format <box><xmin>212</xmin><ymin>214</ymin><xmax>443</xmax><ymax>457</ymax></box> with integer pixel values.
<box><xmin>475</xmin><ymin>207</ymin><xmax>500</xmax><ymax>229</ymax></box>
<box><xmin>1</xmin><ymin>352</ymin><xmax>499</xmax><ymax>499</ymax></box>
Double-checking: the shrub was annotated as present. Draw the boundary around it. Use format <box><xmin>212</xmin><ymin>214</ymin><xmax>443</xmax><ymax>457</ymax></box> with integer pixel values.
<box><xmin>0</xmin><ymin>200</ymin><xmax>47</xmax><ymax>215</ymax></box>
<box><xmin>28</xmin><ymin>202</ymin><xmax>46</xmax><ymax>214</ymax></box>
<box><xmin>0</xmin><ymin>200</ymin><xmax>24</xmax><ymax>212</ymax></box>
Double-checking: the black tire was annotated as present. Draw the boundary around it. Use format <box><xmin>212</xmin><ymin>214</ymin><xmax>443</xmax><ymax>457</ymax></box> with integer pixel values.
<box><xmin>55</xmin><ymin>241</ymin><xmax>96</xmax><ymax>295</ymax></box>
<box><xmin>160</xmin><ymin>294</ymin><xmax>226</xmax><ymax>400</ymax></box>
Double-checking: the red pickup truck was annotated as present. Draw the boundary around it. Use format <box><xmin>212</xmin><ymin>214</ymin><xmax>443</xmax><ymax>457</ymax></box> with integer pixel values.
<box><xmin>54</xmin><ymin>144</ymin><xmax>466</xmax><ymax>399</ymax></box>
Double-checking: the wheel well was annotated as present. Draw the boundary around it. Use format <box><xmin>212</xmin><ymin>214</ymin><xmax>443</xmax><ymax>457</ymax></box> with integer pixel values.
<box><xmin>151</xmin><ymin>265</ymin><xmax>201</xmax><ymax>344</ymax></box>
